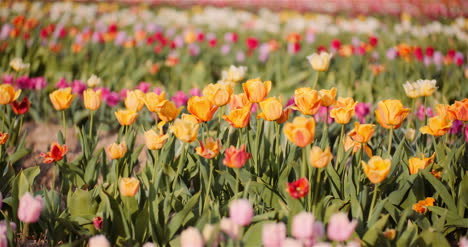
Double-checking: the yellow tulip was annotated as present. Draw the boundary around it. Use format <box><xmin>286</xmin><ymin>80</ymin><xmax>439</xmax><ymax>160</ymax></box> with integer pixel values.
<box><xmin>420</xmin><ymin>116</ymin><xmax>452</xmax><ymax>136</ymax></box>
<box><xmin>319</xmin><ymin>88</ymin><xmax>337</xmax><ymax>107</ymax></box>
<box><xmin>157</xmin><ymin>100</ymin><xmax>181</xmax><ymax>122</ymax></box>
<box><xmin>361</xmin><ymin>156</ymin><xmax>391</xmax><ymax>184</ymax></box>
<box><xmin>408</xmin><ymin>153</ymin><xmax>436</xmax><ymax>175</ymax></box>
<box><xmin>242</xmin><ymin>78</ymin><xmax>272</xmax><ymax>103</ymax></box>
<box><xmin>144</xmin><ymin>126</ymin><xmax>169</xmax><ymax>150</ymax></box>
<box><xmin>330</xmin><ymin>97</ymin><xmax>357</xmax><ymax>124</ymax></box>
<box><xmin>348</xmin><ymin>122</ymin><xmax>375</xmax><ymax>143</ymax></box>
<box><xmin>416</xmin><ymin>79</ymin><xmax>437</xmax><ymax>97</ymax></box>
<box><xmin>257</xmin><ymin>97</ymin><xmax>283</xmax><ymax>121</ymax></box>
<box><xmin>119</xmin><ymin>177</ymin><xmax>140</xmax><ymax>197</ymax></box>
<box><xmin>202</xmin><ymin>83</ymin><xmax>233</xmax><ymax>106</ymax></box>
<box><xmin>107</xmin><ymin>141</ymin><xmax>127</xmax><ymax>160</ymax></box>
<box><xmin>114</xmin><ymin>109</ymin><xmax>138</xmax><ymax>126</ymax></box>
<box><xmin>125</xmin><ymin>90</ymin><xmax>145</xmax><ymax>112</ymax></box>
<box><xmin>292</xmin><ymin>88</ymin><xmax>321</xmax><ymax>115</ymax></box>
<box><xmin>223</xmin><ymin>104</ymin><xmax>252</xmax><ymax>128</ymax></box>
<box><xmin>283</xmin><ymin>116</ymin><xmax>316</xmax><ymax>147</ymax></box>
<box><xmin>170</xmin><ymin>117</ymin><xmax>200</xmax><ymax>143</ymax></box>
<box><xmin>83</xmin><ymin>89</ymin><xmax>102</xmax><ymax>111</ymax></box>
<box><xmin>344</xmin><ymin>135</ymin><xmax>373</xmax><ymax>157</ymax></box>
<box><xmin>309</xmin><ymin>146</ymin><xmax>333</xmax><ymax>168</ymax></box>
<box><xmin>144</xmin><ymin>92</ymin><xmax>166</xmax><ymax>112</ymax></box>
<box><xmin>196</xmin><ymin>138</ymin><xmax>220</xmax><ymax>159</ymax></box>
<box><xmin>375</xmin><ymin>99</ymin><xmax>410</xmax><ymax>129</ymax></box>
<box><xmin>49</xmin><ymin>87</ymin><xmax>75</xmax><ymax>110</ymax></box>
<box><xmin>402</xmin><ymin>81</ymin><xmax>420</xmax><ymax>98</ymax></box>
<box><xmin>0</xmin><ymin>84</ymin><xmax>21</xmax><ymax>105</ymax></box>
<box><xmin>307</xmin><ymin>52</ymin><xmax>333</xmax><ymax>71</ymax></box>
<box><xmin>187</xmin><ymin>96</ymin><xmax>218</xmax><ymax>122</ymax></box>
<box><xmin>229</xmin><ymin>93</ymin><xmax>250</xmax><ymax>110</ymax></box>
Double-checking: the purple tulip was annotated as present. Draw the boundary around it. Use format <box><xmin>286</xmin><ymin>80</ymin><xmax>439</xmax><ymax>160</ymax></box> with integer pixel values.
<box><xmin>105</xmin><ymin>92</ymin><xmax>120</xmax><ymax>107</ymax></box>
<box><xmin>327</xmin><ymin>213</ymin><xmax>357</xmax><ymax>242</ymax></box>
<box><xmin>450</xmin><ymin>120</ymin><xmax>463</xmax><ymax>134</ymax></box>
<box><xmin>16</xmin><ymin>76</ymin><xmax>31</xmax><ymax>89</ymax></box>
<box><xmin>18</xmin><ymin>192</ymin><xmax>43</xmax><ymax>223</ymax></box>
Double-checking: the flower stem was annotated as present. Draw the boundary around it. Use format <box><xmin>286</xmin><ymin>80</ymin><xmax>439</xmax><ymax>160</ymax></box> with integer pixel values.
<box><xmin>89</xmin><ymin>110</ymin><xmax>94</xmax><ymax>140</ymax></box>
<box><xmin>368</xmin><ymin>184</ymin><xmax>379</xmax><ymax>219</ymax></box>
<box><xmin>235</xmin><ymin>168</ymin><xmax>240</xmax><ymax>197</ymax></box>
<box><xmin>62</xmin><ymin>110</ymin><xmax>67</xmax><ymax>144</ymax></box>
<box><xmin>204</xmin><ymin>160</ymin><xmax>214</xmax><ymax>211</ymax></box>
<box><xmin>21</xmin><ymin>223</ymin><xmax>29</xmax><ymax>241</ymax></box>
<box><xmin>275</xmin><ymin>122</ymin><xmax>280</xmax><ymax>163</ymax></box>
<box><xmin>423</xmin><ymin>96</ymin><xmax>428</xmax><ymax>126</ymax></box>
<box><xmin>313</xmin><ymin>168</ymin><xmax>322</xmax><ymax>211</ymax></box>
<box><xmin>387</xmin><ymin>127</ymin><xmax>394</xmax><ymax>158</ymax></box>
<box><xmin>172</xmin><ymin>143</ymin><xmax>186</xmax><ymax>191</ymax></box>
<box><xmin>312</xmin><ymin>71</ymin><xmax>319</xmax><ymax>89</ymax></box>
<box><xmin>1</xmin><ymin>105</ymin><xmax>5</xmax><ymax>132</ymax></box>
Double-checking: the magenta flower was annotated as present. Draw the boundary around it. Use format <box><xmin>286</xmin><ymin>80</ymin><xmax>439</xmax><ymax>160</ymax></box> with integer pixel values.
<box><xmin>2</xmin><ymin>74</ymin><xmax>14</xmax><ymax>84</ymax></box>
<box><xmin>189</xmin><ymin>44</ymin><xmax>200</xmax><ymax>56</ymax></box>
<box><xmin>93</xmin><ymin>216</ymin><xmax>103</xmax><ymax>230</ymax></box>
<box><xmin>286</xmin><ymin>96</ymin><xmax>295</xmax><ymax>108</ymax></box>
<box><xmin>465</xmin><ymin>125</ymin><xmax>468</xmax><ymax>143</ymax></box>
<box><xmin>119</xmin><ymin>89</ymin><xmax>128</xmax><ymax>100</ymax></box>
<box><xmin>105</xmin><ymin>92</ymin><xmax>120</xmax><ymax>107</ymax></box>
<box><xmin>30</xmin><ymin>77</ymin><xmax>47</xmax><ymax>90</ymax></box>
<box><xmin>416</xmin><ymin>105</ymin><xmax>434</xmax><ymax>121</ymax></box>
<box><xmin>292</xmin><ymin>212</ymin><xmax>324</xmax><ymax>247</ymax></box>
<box><xmin>71</xmin><ymin>80</ymin><xmax>86</xmax><ymax>95</ymax></box>
<box><xmin>355</xmin><ymin>103</ymin><xmax>371</xmax><ymax>123</ymax></box>
<box><xmin>229</xmin><ymin>199</ymin><xmax>254</xmax><ymax>226</ymax></box>
<box><xmin>153</xmin><ymin>87</ymin><xmax>163</xmax><ymax>95</ymax></box>
<box><xmin>327</xmin><ymin>213</ymin><xmax>357</xmax><ymax>242</ymax></box>
<box><xmin>262</xmin><ymin>222</ymin><xmax>286</xmax><ymax>247</ymax></box>
<box><xmin>0</xmin><ymin>220</ymin><xmax>16</xmax><ymax>246</ymax></box>
<box><xmin>171</xmin><ymin>91</ymin><xmax>188</xmax><ymax>108</ymax></box>
<box><xmin>433</xmin><ymin>51</ymin><xmax>443</xmax><ymax>67</ymax></box>
<box><xmin>190</xmin><ymin>88</ymin><xmax>201</xmax><ymax>97</ymax></box>
<box><xmin>55</xmin><ymin>78</ymin><xmax>69</xmax><ymax>89</ymax></box>
<box><xmin>136</xmin><ymin>82</ymin><xmax>151</xmax><ymax>93</ymax></box>
<box><xmin>315</xmin><ymin>106</ymin><xmax>333</xmax><ymax>124</ymax></box>
<box><xmin>450</xmin><ymin>120</ymin><xmax>463</xmax><ymax>134</ymax></box>
<box><xmin>18</xmin><ymin>192</ymin><xmax>43</xmax><ymax>223</ymax></box>
<box><xmin>386</xmin><ymin>48</ymin><xmax>397</xmax><ymax>60</ymax></box>
<box><xmin>16</xmin><ymin>76</ymin><xmax>31</xmax><ymax>89</ymax></box>
<box><xmin>221</xmin><ymin>44</ymin><xmax>231</xmax><ymax>55</ymax></box>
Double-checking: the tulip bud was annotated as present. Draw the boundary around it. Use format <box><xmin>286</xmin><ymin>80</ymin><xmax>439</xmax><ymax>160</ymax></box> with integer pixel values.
<box><xmin>181</xmin><ymin>227</ymin><xmax>204</xmax><ymax>247</ymax></box>
<box><xmin>49</xmin><ymin>88</ymin><xmax>75</xmax><ymax>110</ymax></box>
<box><xmin>119</xmin><ymin>177</ymin><xmax>140</xmax><ymax>197</ymax></box>
<box><xmin>89</xmin><ymin>235</ymin><xmax>110</xmax><ymax>247</ymax></box>
<box><xmin>107</xmin><ymin>142</ymin><xmax>127</xmax><ymax>160</ymax></box>
<box><xmin>114</xmin><ymin>109</ymin><xmax>138</xmax><ymax>126</ymax></box>
<box><xmin>18</xmin><ymin>192</ymin><xmax>43</xmax><ymax>223</ymax></box>
<box><xmin>309</xmin><ymin>146</ymin><xmax>333</xmax><ymax>168</ymax></box>
<box><xmin>84</xmin><ymin>89</ymin><xmax>102</xmax><ymax>111</ymax></box>
<box><xmin>229</xmin><ymin>199</ymin><xmax>254</xmax><ymax>226</ymax></box>
<box><xmin>307</xmin><ymin>52</ymin><xmax>333</xmax><ymax>71</ymax></box>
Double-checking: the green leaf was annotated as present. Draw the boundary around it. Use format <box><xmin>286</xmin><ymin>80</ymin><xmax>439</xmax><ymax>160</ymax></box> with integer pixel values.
<box><xmin>417</xmin><ymin>229</ymin><xmax>450</xmax><ymax>247</ymax></box>
<box><xmin>420</xmin><ymin>170</ymin><xmax>456</xmax><ymax>211</ymax></box>
<box><xmin>168</xmin><ymin>192</ymin><xmax>201</xmax><ymax>239</ymax></box>
<box><xmin>362</xmin><ymin>214</ymin><xmax>389</xmax><ymax>246</ymax></box>
<box><xmin>244</xmin><ymin>221</ymin><xmax>274</xmax><ymax>246</ymax></box>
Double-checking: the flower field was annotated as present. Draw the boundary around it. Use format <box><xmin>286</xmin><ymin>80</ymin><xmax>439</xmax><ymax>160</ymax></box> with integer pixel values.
<box><xmin>0</xmin><ymin>1</ymin><xmax>468</xmax><ymax>246</ymax></box>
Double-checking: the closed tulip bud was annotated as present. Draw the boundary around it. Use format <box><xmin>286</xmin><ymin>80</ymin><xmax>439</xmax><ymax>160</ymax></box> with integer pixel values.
<box><xmin>403</xmin><ymin>81</ymin><xmax>421</xmax><ymax>98</ymax></box>
<box><xmin>408</xmin><ymin>153</ymin><xmax>435</xmax><ymax>175</ymax></box>
<box><xmin>348</xmin><ymin>122</ymin><xmax>375</xmax><ymax>143</ymax></box>
<box><xmin>383</xmin><ymin>229</ymin><xmax>396</xmax><ymax>240</ymax></box>
<box><xmin>92</xmin><ymin>216</ymin><xmax>103</xmax><ymax>230</ymax></box>
<box><xmin>361</xmin><ymin>156</ymin><xmax>391</xmax><ymax>184</ymax></box>
<box><xmin>416</xmin><ymin>79</ymin><xmax>437</xmax><ymax>97</ymax></box>
<box><xmin>220</xmin><ymin>217</ymin><xmax>240</xmax><ymax>240</ymax></box>
<box><xmin>0</xmin><ymin>132</ymin><xmax>8</xmax><ymax>145</ymax></box>
<box><xmin>157</xmin><ymin>100</ymin><xmax>181</xmax><ymax>122</ymax></box>
<box><xmin>83</xmin><ymin>89</ymin><xmax>102</xmax><ymax>111</ymax></box>
<box><xmin>0</xmin><ymin>84</ymin><xmax>21</xmax><ymax>105</ymax></box>
<box><xmin>257</xmin><ymin>97</ymin><xmax>283</xmax><ymax>121</ymax></box>
<box><xmin>283</xmin><ymin>116</ymin><xmax>316</xmax><ymax>147</ymax></box>
<box><xmin>144</xmin><ymin>127</ymin><xmax>168</xmax><ymax>150</ymax></box>
<box><xmin>86</xmin><ymin>74</ymin><xmax>101</xmax><ymax>88</ymax></box>
<box><xmin>114</xmin><ymin>109</ymin><xmax>138</xmax><ymax>126</ymax></box>
<box><xmin>330</xmin><ymin>97</ymin><xmax>357</xmax><ymax>124</ymax></box>
<box><xmin>223</xmin><ymin>144</ymin><xmax>251</xmax><ymax>168</ymax></box>
<box><xmin>420</xmin><ymin>116</ymin><xmax>452</xmax><ymax>136</ymax></box>
<box><xmin>125</xmin><ymin>90</ymin><xmax>145</xmax><ymax>112</ymax></box>
<box><xmin>18</xmin><ymin>192</ymin><xmax>43</xmax><ymax>223</ymax></box>
<box><xmin>262</xmin><ymin>222</ymin><xmax>286</xmax><ymax>247</ymax></box>
<box><xmin>170</xmin><ymin>117</ymin><xmax>199</xmax><ymax>143</ymax></box>
<box><xmin>229</xmin><ymin>199</ymin><xmax>254</xmax><ymax>226</ymax></box>
<box><xmin>187</xmin><ymin>96</ymin><xmax>218</xmax><ymax>122</ymax></box>
<box><xmin>319</xmin><ymin>88</ymin><xmax>337</xmax><ymax>107</ymax></box>
<box><xmin>223</xmin><ymin>104</ymin><xmax>251</xmax><ymax>128</ymax></box>
<box><xmin>196</xmin><ymin>138</ymin><xmax>220</xmax><ymax>159</ymax></box>
<box><xmin>119</xmin><ymin>177</ymin><xmax>140</xmax><ymax>197</ymax></box>
<box><xmin>292</xmin><ymin>88</ymin><xmax>321</xmax><ymax>115</ymax></box>
<box><xmin>327</xmin><ymin>213</ymin><xmax>357</xmax><ymax>242</ymax></box>
<box><xmin>292</xmin><ymin>212</ymin><xmax>324</xmax><ymax>246</ymax></box>
<box><xmin>49</xmin><ymin>88</ymin><xmax>75</xmax><ymax>110</ymax></box>
<box><xmin>181</xmin><ymin>227</ymin><xmax>204</xmax><ymax>247</ymax></box>
<box><xmin>405</xmin><ymin>128</ymin><xmax>416</xmax><ymax>141</ymax></box>
<box><xmin>229</xmin><ymin>93</ymin><xmax>250</xmax><ymax>110</ymax></box>
<box><xmin>202</xmin><ymin>83</ymin><xmax>233</xmax><ymax>106</ymax></box>
<box><xmin>309</xmin><ymin>146</ymin><xmax>333</xmax><ymax>168</ymax></box>
<box><xmin>89</xmin><ymin>235</ymin><xmax>110</xmax><ymax>247</ymax></box>
<box><xmin>448</xmin><ymin>99</ymin><xmax>468</xmax><ymax>122</ymax></box>
<box><xmin>375</xmin><ymin>99</ymin><xmax>410</xmax><ymax>129</ymax></box>
<box><xmin>242</xmin><ymin>78</ymin><xmax>272</xmax><ymax>103</ymax></box>
<box><xmin>107</xmin><ymin>141</ymin><xmax>127</xmax><ymax>160</ymax></box>
<box><xmin>222</xmin><ymin>65</ymin><xmax>247</xmax><ymax>83</ymax></box>
<box><xmin>144</xmin><ymin>92</ymin><xmax>166</xmax><ymax>112</ymax></box>
<box><xmin>307</xmin><ymin>52</ymin><xmax>333</xmax><ymax>71</ymax></box>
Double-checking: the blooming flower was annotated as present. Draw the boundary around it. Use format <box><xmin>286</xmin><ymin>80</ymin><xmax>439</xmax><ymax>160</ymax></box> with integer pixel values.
<box><xmin>187</xmin><ymin>96</ymin><xmax>218</xmax><ymax>122</ymax></box>
<box><xmin>408</xmin><ymin>153</ymin><xmax>436</xmax><ymax>175</ymax></box>
<box><xmin>10</xmin><ymin>96</ymin><xmax>30</xmax><ymax>115</ymax></box>
<box><xmin>229</xmin><ymin>199</ymin><xmax>254</xmax><ymax>226</ymax></box>
<box><xmin>330</xmin><ymin>97</ymin><xmax>357</xmax><ymax>124</ymax></box>
<box><xmin>262</xmin><ymin>222</ymin><xmax>286</xmax><ymax>247</ymax></box>
<box><xmin>115</xmin><ymin>109</ymin><xmax>138</xmax><ymax>126</ymax></box>
<box><xmin>292</xmin><ymin>212</ymin><xmax>324</xmax><ymax>247</ymax></box>
<box><xmin>40</xmin><ymin>142</ymin><xmax>68</xmax><ymax>163</ymax></box>
<box><xmin>287</xmin><ymin>177</ymin><xmax>309</xmax><ymax>199</ymax></box>
<box><xmin>292</xmin><ymin>88</ymin><xmax>322</xmax><ymax>115</ymax></box>
<box><xmin>0</xmin><ymin>133</ymin><xmax>8</xmax><ymax>145</ymax></box>
<box><xmin>375</xmin><ymin>99</ymin><xmax>410</xmax><ymax>129</ymax></box>
<box><xmin>171</xmin><ymin>91</ymin><xmax>188</xmax><ymax>108</ymax></box>
<box><xmin>348</xmin><ymin>122</ymin><xmax>375</xmax><ymax>143</ymax></box>
<box><xmin>49</xmin><ymin>88</ymin><xmax>75</xmax><ymax>110</ymax></box>
<box><xmin>181</xmin><ymin>227</ymin><xmax>204</xmax><ymax>247</ymax></box>
<box><xmin>412</xmin><ymin>197</ymin><xmax>435</xmax><ymax>214</ymax></box>
<box><xmin>0</xmin><ymin>84</ymin><xmax>21</xmax><ymax>105</ymax></box>
<box><xmin>307</xmin><ymin>52</ymin><xmax>333</xmax><ymax>71</ymax></box>
<box><xmin>361</xmin><ymin>156</ymin><xmax>391</xmax><ymax>184</ymax></box>
<box><xmin>420</xmin><ymin>116</ymin><xmax>453</xmax><ymax>136</ymax></box>
<box><xmin>119</xmin><ymin>177</ymin><xmax>140</xmax><ymax>197</ymax></box>
<box><xmin>283</xmin><ymin>116</ymin><xmax>316</xmax><ymax>147</ymax></box>
<box><xmin>257</xmin><ymin>97</ymin><xmax>283</xmax><ymax>121</ymax></box>
<box><xmin>144</xmin><ymin>127</ymin><xmax>168</xmax><ymax>150</ymax></box>
<box><xmin>223</xmin><ymin>144</ymin><xmax>251</xmax><ymax>168</ymax></box>
<box><xmin>242</xmin><ymin>78</ymin><xmax>272</xmax><ymax>103</ymax></box>
<box><xmin>107</xmin><ymin>142</ymin><xmax>127</xmax><ymax>160</ymax></box>
<box><xmin>327</xmin><ymin>213</ymin><xmax>357</xmax><ymax>242</ymax></box>
<box><xmin>223</xmin><ymin>104</ymin><xmax>252</xmax><ymax>128</ymax></box>
<box><xmin>309</xmin><ymin>146</ymin><xmax>333</xmax><ymax>168</ymax></box>
<box><xmin>170</xmin><ymin>116</ymin><xmax>200</xmax><ymax>143</ymax></box>
<box><xmin>195</xmin><ymin>138</ymin><xmax>220</xmax><ymax>159</ymax></box>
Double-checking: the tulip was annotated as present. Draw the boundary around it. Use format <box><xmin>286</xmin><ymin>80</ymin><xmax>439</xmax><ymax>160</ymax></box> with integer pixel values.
<box><xmin>220</xmin><ymin>217</ymin><xmax>240</xmax><ymax>240</ymax></box>
<box><xmin>223</xmin><ymin>104</ymin><xmax>252</xmax><ymax>128</ymax></box>
<box><xmin>18</xmin><ymin>192</ymin><xmax>43</xmax><ymax>223</ymax></box>
<box><xmin>307</xmin><ymin>52</ymin><xmax>333</xmax><ymax>72</ymax></box>
<box><xmin>420</xmin><ymin>116</ymin><xmax>453</xmax><ymax>136</ymax></box>
<box><xmin>0</xmin><ymin>132</ymin><xmax>7</xmax><ymax>145</ymax></box>
<box><xmin>49</xmin><ymin>87</ymin><xmax>74</xmax><ymax>110</ymax></box>
<box><xmin>262</xmin><ymin>222</ymin><xmax>286</xmax><ymax>247</ymax></box>
<box><xmin>412</xmin><ymin>197</ymin><xmax>435</xmax><ymax>214</ymax></box>
<box><xmin>170</xmin><ymin>117</ymin><xmax>199</xmax><ymax>143</ymax></box>
<box><xmin>202</xmin><ymin>82</ymin><xmax>233</xmax><ymax>106</ymax></box>
<box><xmin>114</xmin><ymin>109</ymin><xmax>138</xmax><ymax>126</ymax></box>
<box><xmin>276</xmin><ymin>108</ymin><xmax>292</xmax><ymax>124</ymax></box>
<box><xmin>144</xmin><ymin>92</ymin><xmax>166</xmax><ymax>112</ymax></box>
<box><xmin>403</xmin><ymin>81</ymin><xmax>421</xmax><ymax>98</ymax></box>
<box><xmin>9</xmin><ymin>57</ymin><xmax>29</xmax><ymax>71</ymax></box>
<box><xmin>327</xmin><ymin>213</ymin><xmax>357</xmax><ymax>242</ymax></box>
<box><xmin>383</xmin><ymin>229</ymin><xmax>396</xmax><ymax>240</ymax></box>
<box><xmin>223</xmin><ymin>144</ymin><xmax>251</xmax><ymax>168</ymax></box>
<box><xmin>222</xmin><ymin>65</ymin><xmax>247</xmax><ymax>83</ymax></box>
<box><xmin>348</xmin><ymin>122</ymin><xmax>375</xmax><ymax>143</ymax></box>
<box><xmin>195</xmin><ymin>138</ymin><xmax>220</xmax><ymax>159</ymax></box>
<box><xmin>229</xmin><ymin>199</ymin><xmax>254</xmax><ymax>226</ymax></box>
<box><xmin>330</xmin><ymin>97</ymin><xmax>357</xmax><ymax>124</ymax></box>
<box><xmin>405</xmin><ymin>128</ymin><xmax>416</xmax><ymax>141</ymax></box>
<box><xmin>257</xmin><ymin>97</ymin><xmax>283</xmax><ymax>121</ymax></box>
<box><xmin>309</xmin><ymin>146</ymin><xmax>333</xmax><ymax>168</ymax></box>
<box><xmin>416</xmin><ymin>79</ymin><xmax>437</xmax><ymax>97</ymax></box>
<box><xmin>229</xmin><ymin>93</ymin><xmax>250</xmax><ymax>110</ymax></box>
<box><xmin>157</xmin><ymin>100</ymin><xmax>181</xmax><ymax>122</ymax></box>
<box><xmin>171</xmin><ymin>91</ymin><xmax>188</xmax><ymax>108</ymax></box>
<box><xmin>448</xmin><ymin>99</ymin><xmax>468</xmax><ymax>122</ymax></box>
<box><xmin>83</xmin><ymin>89</ymin><xmax>102</xmax><ymax>111</ymax></box>
<box><xmin>242</xmin><ymin>78</ymin><xmax>272</xmax><ymax>103</ymax></box>
<box><xmin>144</xmin><ymin>127</ymin><xmax>168</xmax><ymax>150</ymax></box>
<box><xmin>344</xmin><ymin>136</ymin><xmax>373</xmax><ymax>157</ymax></box>
<box><xmin>86</xmin><ymin>74</ymin><xmax>101</xmax><ymax>88</ymax></box>
<box><xmin>292</xmin><ymin>212</ymin><xmax>324</xmax><ymax>247</ymax></box>
<box><xmin>181</xmin><ymin>227</ymin><xmax>204</xmax><ymax>247</ymax></box>
<box><xmin>409</xmin><ymin>153</ymin><xmax>436</xmax><ymax>175</ymax></box>
<box><xmin>283</xmin><ymin>238</ymin><xmax>303</xmax><ymax>247</ymax></box>
<box><xmin>187</xmin><ymin>96</ymin><xmax>218</xmax><ymax>122</ymax></box>
<box><xmin>319</xmin><ymin>88</ymin><xmax>337</xmax><ymax>107</ymax></box>
<box><xmin>119</xmin><ymin>177</ymin><xmax>140</xmax><ymax>197</ymax></box>
<box><xmin>375</xmin><ymin>99</ymin><xmax>410</xmax><ymax>129</ymax></box>
<box><xmin>92</xmin><ymin>216</ymin><xmax>103</xmax><ymax>230</ymax></box>
<box><xmin>40</xmin><ymin>142</ymin><xmax>68</xmax><ymax>163</ymax></box>
<box><xmin>283</xmin><ymin>116</ymin><xmax>316</xmax><ymax>147</ymax></box>
<box><xmin>361</xmin><ymin>156</ymin><xmax>391</xmax><ymax>184</ymax></box>
<box><xmin>460</xmin><ymin>237</ymin><xmax>468</xmax><ymax>247</ymax></box>
<box><xmin>88</xmin><ymin>235</ymin><xmax>110</xmax><ymax>247</ymax></box>
<box><xmin>125</xmin><ymin>90</ymin><xmax>145</xmax><ymax>112</ymax></box>
<box><xmin>107</xmin><ymin>142</ymin><xmax>127</xmax><ymax>160</ymax></box>
<box><xmin>287</xmin><ymin>177</ymin><xmax>309</xmax><ymax>199</ymax></box>
<box><xmin>292</xmin><ymin>88</ymin><xmax>321</xmax><ymax>115</ymax></box>
<box><xmin>202</xmin><ymin>224</ymin><xmax>218</xmax><ymax>245</ymax></box>
<box><xmin>10</xmin><ymin>96</ymin><xmax>30</xmax><ymax>115</ymax></box>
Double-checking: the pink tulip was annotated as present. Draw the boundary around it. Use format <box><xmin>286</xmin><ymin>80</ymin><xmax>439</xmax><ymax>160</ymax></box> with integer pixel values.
<box><xmin>315</xmin><ymin>106</ymin><xmax>333</xmax><ymax>124</ymax></box>
<box><xmin>220</xmin><ymin>217</ymin><xmax>240</xmax><ymax>239</ymax></box>
<box><xmin>18</xmin><ymin>192</ymin><xmax>43</xmax><ymax>223</ymax></box>
<box><xmin>16</xmin><ymin>76</ymin><xmax>31</xmax><ymax>89</ymax></box>
<box><xmin>190</xmin><ymin>88</ymin><xmax>202</xmax><ymax>97</ymax></box>
<box><xmin>153</xmin><ymin>87</ymin><xmax>163</xmax><ymax>95</ymax></box>
<box><xmin>450</xmin><ymin>120</ymin><xmax>463</xmax><ymax>134</ymax></box>
<box><xmin>282</xmin><ymin>238</ymin><xmax>303</xmax><ymax>247</ymax></box>
<box><xmin>327</xmin><ymin>213</ymin><xmax>357</xmax><ymax>242</ymax></box>
<box><xmin>416</xmin><ymin>105</ymin><xmax>434</xmax><ymax>121</ymax></box>
<box><xmin>229</xmin><ymin>199</ymin><xmax>254</xmax><ymax>226</ymax></box>
<box><xmin>71</xmin><ymin>80</ymin><xmax>86</xmax><ymax>95</ymax></box>
<box><xmin>55</xmin><ymin>78</ymin><xmax>69</xmax><ymax>89</ymax></box>
<box><xmin>262</xmin><ymin>222</ymin><xmax>286</xmax><ymax>247</ymax></box>
<box><xmin>136</xmin><ymin>82</ymin><xmax>151</xmax><ymax>93</ymax></box>
<box><xmin>1</xmin><ymin>75</ymin><xmax>14</xmax><ymax>84</ymax></box>
<box><xmin>180</xmin><ymin>227</ymin><xmax>204</xmax><ymax>247</ymax></box>
<box><xmin>292</xmin><ymin>212</ymin><xmax>324</xmax><ymax>247</ymax></box>
<box><xmin>0</xmin><ymin>220</ymin><xmax>16</xmax><ymax>247</ymax></box>
<box><xmin>93</xmin><ymin>216</ymin><xmax>103</xmax><ymax>230</ymax></box>
<box><xmin>89</xmin><ymin>235</ymin><xmax>110</xmax><ymax>247</ymax></box>
<box><xmin>459</xmin><ymin>237</ymin><xmax>468</xmax><ymax>247</ymax></box>
<box><xmin>355</xmin><ymin>103</ymin><xmax>371</xmax><ymax>123</ymax></box>
<box><xmin>171</xmin><ymin>91</ymin><xmax>188</xmax><ymax>108</ymax></box>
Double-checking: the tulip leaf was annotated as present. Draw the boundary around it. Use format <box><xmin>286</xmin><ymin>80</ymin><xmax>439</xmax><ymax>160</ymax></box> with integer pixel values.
<box><xmin>420</xmin><ymin>170</ymin><xmax>456</xmax><ymax>211</ymax></box>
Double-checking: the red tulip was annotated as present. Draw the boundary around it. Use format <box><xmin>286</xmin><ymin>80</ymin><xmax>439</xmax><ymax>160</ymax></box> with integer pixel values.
<box><xmin>40</xmin><ymin>142</ymin><xmax>68</xmax><ymax>163</ymax></box>
<box><xmin>10</xmin><ymin>96</ymin><xmax>30</xmax><ymax>115</ymax></box>
<box><xmin>223</xmin><ymin>144</ymin><xmax>251</xmax><ymax>168</ymax></box>
<box><xmin>287</xmin><ymin>177</ymin><xmax>309</xmax><ymax>199</ymax></box>
<box><xmin>93</xmin><ymin>216</ymin><xmax>103</xmax><ymax>230</ymax></box>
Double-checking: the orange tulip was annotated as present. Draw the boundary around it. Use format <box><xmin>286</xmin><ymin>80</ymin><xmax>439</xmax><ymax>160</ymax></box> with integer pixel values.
<box><xmin>157</xmin><ymin>100</ymin><xmax>181</xmax><ymax>122</ymax></box>
<box><xmin>330</xmin><ymin>97</ymin><xmax>357</xmax><ymax>124</ymax></box>
<box><xmin>375</xmin><ymin>99</ymin><xmax>410</xmax><ymax>129</ymax></box>
<box><xmin>0</xmin><ymin>84</ymin><xmax>21</xmax><ymax>105</ymax></box>
<box><xmin>0</xmin><ymin>132</ymin><xmax>8</xmax><ymax>145</ymax></box>
<box><xmin>223</xmin><ymin>104</ymin><xmax>252</xmax><ymax>128</ymax></box>
<box><xmin>115</xmin><ymin>109</ymin><xmax>138</xmax><ymax>126</ymax></box>
<box><xmin>283</xmin><ymin>116</ymin><xmax>316</xmax><ymax>147</ymax></box>
<box><xmin>202</xmin><ymin>83</ymin><xmax>233</xmax><ymax>106</ymax></box>
<box><xmin>419</xmin><ymin>116</ymin><xmax>452</xmax><ymax>136</ymax></box>
<box><xmin>257</xmin><ymin>97</ymin><xmax>283</xmax><ymax>121</ymax></box>
<box><xmin>276</xmin><ymin>108</ymin><xmax>292</xmax><ymax>124</ymax></box>
<box><xmin>344</xmin><ymin>135</ymin><xmax>373</xmax><ymax>157</ymax></box>
<box><xmin>319</xmin><ymin>88</ymin><xmax>337</xmax><ymax>107</ymax></box>
<box><xmin>448</xmin><ymin>99</ymin><xmax>468</xmax><ymax>122</ymax></box>
<box><xmin>309</xmin><ymin>146</ymin><xmax>333</xmax><ymax>168</ymax></box>
<box><xmin>196</xmin><ymin>138</ymin><xmax>220</xmax><ymax>159</ymax></box>
<box><xmin>408</xmin><ymin>153</ymin><xmax>436</xmax><ymax>175</ymax></box>
<box><xmin>292</xmin><ymin>88</ymin><xmax>321</xmax><ymax>115</ymax></box>
<box><xmin>187</xmin><ymin>96</ymin><xmax>218</xmax><ymax>122</ymax></box>
<box><xmin>40</xmin><ymin>142</ymin><xmax>68</xmax><ymax>163</ymax></box>
<box><xmin>125</xmin><ymin>90</ymin><xmax>145</xmax><ymax>112</ymax></box>
<box><xmin>144</xmin><ymin>126</ymin><xmax>169</xmax><ymax>150</ymax></box>
<box><xmin>119</xmin><ymin>177</ymin><xmax>140</xmax><ymax>197</ymax></box>
<box><xmin>348</xmin><ymin>122</ymin><xmax>375</xmax><ymax>143</ymax></box>
<box><xmin>49</xmin><ymin>88</ymin><xmax>75</xmax><ymax>110</ymax></box>
<box><xmin>242</xmin><ymin>78</ymin><xmax>272</xmax><ymax>103</ymax></box>
<box><xmin>170</xmin><ymin>117</ymin><xmax>200</xmax><ymax>143</ymax></box>
<box><xmin>107</xmin><ymin>141</ymin><xmax>127</xmax><ymax>160</ymax></box>
<box><xmin>434</xmin><ymin>104</ymin><xmax>453</xmax><ymax>120</ymax></box>
<box><xmin>144</xmin><ymin>92</ymin><xmax>166</xmax><ymax>112</ymax></box>
<box><xmin>83</xmin><ymin>89</ymin><xmax>102</xmax><ymax>111</ymax></box>
<box><xmin>223</xmin><ymin>144</ymin><xmax>251</xmax><ymax>168</ymax></box>
<box><xmin>412</xmin><ymin>197</ymin><xmax>435</xmax><ymax>214</ymax></box>
<box><xmin>229</xmin><ymin>93</ymin><xmax>250</xmax><ymax>110</ymax></box>
<box><xmin>361</xmin><ymin>156</ymin><xmax>391</xmax><ymax>184</ymax></box>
